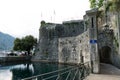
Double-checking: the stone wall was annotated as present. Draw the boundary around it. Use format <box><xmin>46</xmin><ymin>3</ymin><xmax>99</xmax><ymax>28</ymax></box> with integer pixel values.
<box><xmin>0</xmin><ymin>56</ymin><xmax>31</xmax><ymax>62</ymax></box>
<box><xmin>97</xmin><ymin>10</ymin><xmax>120</xmax><ymax>68</ymax></box>
<box><xmin>33</xmin><ymin>20</ymin><xmax>90</xmax><ymax>64</ymax></box>
<box><xmin>33</xmin><ymin>23</ymin><xmax>59</xmax><ymax>61</ymax></box>
<box><xmin>108</xmin><ymin>12</ymin><xmax>120</xmax><ymax>68</ymax></box>
<box><xmin>58</xmin><ymin>30</ymin><xmax>90</xmax><ymax>64</ymax></box>
<box><xmin>61</xmin><ymin>20</ymin><xmax>84</xmax><ymax>37</ymax></box>
<box><xmin>33</xmin><ymin>7</ymin><xmax>120</xmax><ymax>73</ymax></box>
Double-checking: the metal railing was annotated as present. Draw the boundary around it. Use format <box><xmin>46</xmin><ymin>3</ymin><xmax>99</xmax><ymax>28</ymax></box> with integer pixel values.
<box><xmin>22</xmin><ymin>62</ymin><xmax>91</xmax><ymax>80</ymax></box>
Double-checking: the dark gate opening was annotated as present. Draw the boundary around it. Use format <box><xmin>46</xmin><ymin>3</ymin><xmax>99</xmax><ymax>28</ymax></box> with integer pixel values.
<box><xmin>99</xmin><ymin>46</ymin><xmax>111</xmax><ymax>64</ymax></box>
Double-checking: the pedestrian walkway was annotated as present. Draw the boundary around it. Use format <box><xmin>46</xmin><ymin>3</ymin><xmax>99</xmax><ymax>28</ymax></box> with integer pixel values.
<box><xmin>85</xmin><ymin>63</ymin><xmax>120</xmax><ymax>80</ymax></box>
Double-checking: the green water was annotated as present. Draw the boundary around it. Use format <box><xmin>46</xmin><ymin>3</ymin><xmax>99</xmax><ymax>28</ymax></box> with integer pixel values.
<box><xmin>0</xmin><ymin>62</ymin><xmax>73</xmax><ymax>80</ymax></box>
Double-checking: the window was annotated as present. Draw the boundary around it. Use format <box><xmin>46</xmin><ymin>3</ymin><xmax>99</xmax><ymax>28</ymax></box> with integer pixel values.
<box><xmin>91</xmin><ymin>17</ymin><xmax>94</xmax><ymax>28</ymax></box>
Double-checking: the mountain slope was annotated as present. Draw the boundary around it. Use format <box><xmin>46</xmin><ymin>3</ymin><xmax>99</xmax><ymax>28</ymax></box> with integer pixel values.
<box><xmin>0</xmin><ymin>32</ymin><xmax>15</xmax><ymax>51</ymax></box>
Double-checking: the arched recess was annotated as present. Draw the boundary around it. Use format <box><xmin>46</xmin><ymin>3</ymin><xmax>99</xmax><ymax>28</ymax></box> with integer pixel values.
<box><xmin>99</xmin><ymin>46</ymin><xmax>111</xmax><ymax>64</ymax></box>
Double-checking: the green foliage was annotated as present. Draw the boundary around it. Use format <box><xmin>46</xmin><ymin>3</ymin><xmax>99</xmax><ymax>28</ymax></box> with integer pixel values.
<box><xmin>89</xmin><ymin>0</ymin><xmax>120</xmax><ymax>12</ymax></box>
<box><xmin>89</xmin><ymin>0</ymin><xmax>96</xmax><ymax>8</ymax></box>
<box><xmin>98</xmin><ymin>0</ymin><xmax>104</xmax><ymax>8</ymax></box>
<box><xmin>13</xmin><ymin>38</ymin><xmax>22</xmax><ymax>51</ymax></box>
<box><xmin>13</xmin><ymin>35</ymin><xmax>37</xmax><ymax>54</ymax></box>
<box><xmin>107</xmin><ymin>0</ymin><xmax>120</xmax><ymax>12</ymax></box>
<box><xmin>89</xmin><ymin>0</ymin><xmax>104</xmax><ymax>8</ymax></box>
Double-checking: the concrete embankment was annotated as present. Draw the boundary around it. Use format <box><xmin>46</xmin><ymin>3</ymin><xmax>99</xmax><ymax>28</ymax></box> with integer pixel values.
<box><xmin>0</xmin><ymin>56</ymin><xmax>31</xmax><ymax>62</ymax></box>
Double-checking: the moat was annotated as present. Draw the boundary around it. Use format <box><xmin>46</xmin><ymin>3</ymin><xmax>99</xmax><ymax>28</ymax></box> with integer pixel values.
<box><xmin>0</xmin><ymin>62</ymin><xmax>75</xmax><ymax>80</ymax></box>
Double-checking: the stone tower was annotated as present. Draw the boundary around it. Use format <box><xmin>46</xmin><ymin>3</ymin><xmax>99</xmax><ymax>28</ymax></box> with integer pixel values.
<box><xmin>86</xmin><ymin>8</ymin><xmax>100</xmax><ymax>73</ymax></box>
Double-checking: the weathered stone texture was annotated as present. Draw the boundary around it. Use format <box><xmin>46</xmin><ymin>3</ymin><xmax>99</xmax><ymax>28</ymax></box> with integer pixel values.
<box><xmin>33</xmin><ymin>6</ymin><xmax>120</xmax><ymax>73</ymax></box>
<box><xmin>33</xmin><ymin>20</ymin><xmax>90</xmax><ymax>64</ymax></box>
<box><xmin>97</xmin><ymin>10</ymin><xmax>120</xmax><ymax>68</ymax></box>
<box><xmin>58</xmin><ymin>30</ymin><xmax>90</xmax><ymax>64</ymax></box>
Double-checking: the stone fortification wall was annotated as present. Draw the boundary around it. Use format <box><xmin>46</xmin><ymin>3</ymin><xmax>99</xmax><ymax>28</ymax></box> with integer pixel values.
<box><xmin>33</xmin><ymin>23</ymin><xmax>59</xmax><ymax>61</ymax></box>
<box><xmin>39</xmin><ymin>20</ymin><xmax>84</xmax><ymax>38</ymax></box>
<box><xmin>35</xmin><ymin>37</ymin><xmax>59</xmax><ymax>61</ymax></box>
<box><xmin>33</xmin><ymin>20</ymin><xmax>90</xmax><ymax>64</ymax></box>
<box><xmin>97</xmin><ymin>10</ymin><xmax>120</xmax><ymax>68</ymax></box>
<box><xmin>93</xmin><ymin>6</ymin><xmax>120</xmax><ymax>68</ymax></box>
<box><xmin>33</xmin><ymin>7</ymin><xmax>120</xmax><ymax>73</ymax></box>
<box><xmin>58</xmin><ymin>30</ymin><xmax>90</xmax><ymax>64</ymax></box>
<box><xmin>108</xmin><ymin>12</ymin><xmax>120</xmax><ymax>68</ymax></box>
<box><xmin>61</xmin><ymin>20</ymin><xmax>84</xmax><ymax>37</ymax></box>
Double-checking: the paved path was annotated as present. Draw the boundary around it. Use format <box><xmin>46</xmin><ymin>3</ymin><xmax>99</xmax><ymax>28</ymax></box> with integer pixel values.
<box><xmin>85</xmin><ymin>63</ymin><xmax>120</xmax><ymax>80</ymax></box>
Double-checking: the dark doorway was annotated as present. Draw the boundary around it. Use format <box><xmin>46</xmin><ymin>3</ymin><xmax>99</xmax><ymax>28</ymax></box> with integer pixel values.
<box><xmin>99</xmin><ymin>46</ymin><xmax>111</xmax><ymax>64</ymax></box>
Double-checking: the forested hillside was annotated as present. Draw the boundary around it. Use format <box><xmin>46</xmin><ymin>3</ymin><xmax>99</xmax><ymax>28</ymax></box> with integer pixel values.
<box><xmin>0</xmin><ymin>32</ymin><xmax>15</xmax><ymax>51</ymax></box>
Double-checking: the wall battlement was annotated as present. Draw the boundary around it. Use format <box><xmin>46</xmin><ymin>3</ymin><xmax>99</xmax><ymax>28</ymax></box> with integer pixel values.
<box><xmin>39</xmin><ymin>20</ymin><xmax>84</xmax><ymax>39</ymax></box>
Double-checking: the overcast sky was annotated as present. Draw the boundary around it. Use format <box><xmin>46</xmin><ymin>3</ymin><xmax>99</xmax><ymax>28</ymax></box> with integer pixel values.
<box><xmin>0</xmin><ymin>0</ymin><xmax>90</xmax><ymax>38</ymax></box>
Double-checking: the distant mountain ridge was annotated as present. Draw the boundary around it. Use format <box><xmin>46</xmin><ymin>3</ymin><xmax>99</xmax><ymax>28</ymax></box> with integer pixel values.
<box><xmin>0</xmin><ymin>31</ymin><xmax>15</xmax><ymax>51</ymax></box>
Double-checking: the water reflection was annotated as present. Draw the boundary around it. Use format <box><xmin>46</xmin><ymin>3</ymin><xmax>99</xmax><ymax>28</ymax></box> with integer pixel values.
<box><xmin>0</xmin><ymin>69</ymin><xmax>12</xmax><ymax>80</ymax></box>
<box><xmin>10</xmin><ymin>64</ymin><xmax>34</xmax><ymax>80</ymax></box>
<box><xmin>0</xmin><ymin>62</ymin><xmax>70</xmax><ymax>80</ymax></box>
<box><xmin>0</xmin><ymin>62</ymin><xmax>34</xmax><ymax>80</ymax></box>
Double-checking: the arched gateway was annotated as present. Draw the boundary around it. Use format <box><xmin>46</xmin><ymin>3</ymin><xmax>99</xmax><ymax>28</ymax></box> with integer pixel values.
<box><xmin>99</xmin><ymin>46</ymin><xmax>111</xmax><ymax>64</ymax></box>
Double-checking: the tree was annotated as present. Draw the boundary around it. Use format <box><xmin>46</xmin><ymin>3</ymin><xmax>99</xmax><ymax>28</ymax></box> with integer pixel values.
<box><xmin>89</xmin><ymin>0</ymin><xmax>120</xmax><ymax>10</ymax></box>
<box><xmin>13</xmin><ymin>35</ymin><xmax>37</xmax><ymax>55</ymax></box>
<box><xmin>13</xmin><ymin>38</ymin><xmax>22</xmax><ymax>51</ymax></box>
<box><xmin>89</xmin><ymin>0</ymin><xmax>104</xmax><ymax>8</ymax></box>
